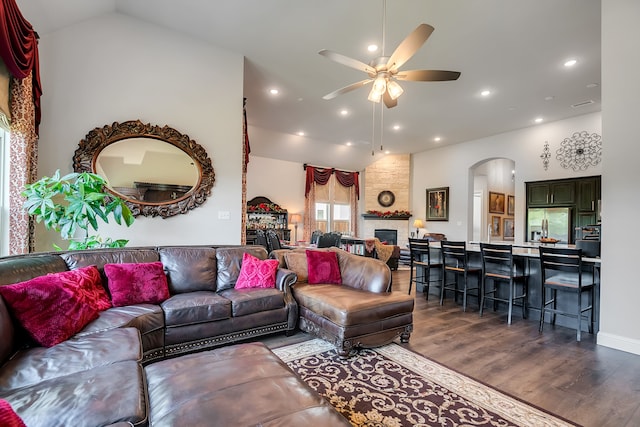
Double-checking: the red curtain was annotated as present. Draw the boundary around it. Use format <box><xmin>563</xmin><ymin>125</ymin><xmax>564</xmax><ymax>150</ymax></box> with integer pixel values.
<box><xmin>243</xmin><ymin>98</ymin><xmax>250</xmax><ymax>171</ymax></box>
<box><xmin>304</xmin><ymin>165</ymin><xmax>359</xmax><ymax>199</ymax></box>
<box><xmin>0</xmin><ymin>0</ymin><xmax>41</xmax><ymax>134</ymax></box>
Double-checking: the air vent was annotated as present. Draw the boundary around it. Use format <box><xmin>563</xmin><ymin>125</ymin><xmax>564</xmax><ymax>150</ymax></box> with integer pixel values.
<box><xmin>571</xmin><ymin>100</ymin><xmax>595</xmax><ymax>108</ymax></box>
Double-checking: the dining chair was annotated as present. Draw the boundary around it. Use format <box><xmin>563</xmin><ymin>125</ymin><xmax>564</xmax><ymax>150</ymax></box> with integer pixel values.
<box><xmin>254</xmin><ymin>229</ymin><xmax>269</xmax><ymax>252</ymax></box>
<box><xmin>408</xmin><ymin>238</ymin><xmax>443</xmax><ymax>299</ymax></box>
<box><xmin>265</xmin><ymin>229</ymin><xmax>282</xmax><ymax>253</ymax></box>
<box><xmin>479</xmin><ymin>243</ymin><xmax>528</xmax><ymax>324</ymax></box>
<box><xmin>440</xmin><ymin>241</ymin><xmax>481</xmax><ymax>311</ymax></box>
<box><xmin>539</xmin><ymin>246</ymin><xmax>596</xmax><ymax>341</ymax></box>
<box><xmin>317</xmin><ymin>232</ymin><xmax>342</xmax><ymax>248</ymax></box>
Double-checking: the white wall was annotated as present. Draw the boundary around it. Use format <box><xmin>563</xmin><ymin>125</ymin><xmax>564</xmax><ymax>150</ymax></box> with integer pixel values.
<box><xmin>411</xmin><ymin>112</ymin><xmax>602</xmax><ymax>243</ymax></box>
<box><xmin>598</xmin><ymin>0</ymin><xmax>640</xmax><ymax>355</ymax></box>
<box><xmin>35</xmin><ymin>13</ymin><xmax>244</xmax><ymax>250</ymax></box>
<box><xmin>245</xmin><ymin>154</ymin><xmax>306</xmax><ymax>217</ymax></box>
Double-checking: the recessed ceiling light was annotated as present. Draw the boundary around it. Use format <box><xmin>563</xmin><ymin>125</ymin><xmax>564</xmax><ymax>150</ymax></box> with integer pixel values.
<box><xmin>564</xmin><ymin>59</ymin><xmax>577</xmax><ymax>67</ymax></box>
<box><xmin>480</xmin><ymin>90</ymin><xmax>491</xmax><ymax>97</ymax></box>
<box><xmin>544</xmin><ymin>96</ymin><xmax>555</xmax><ymax>101</ymax></box>
<box><xmin>297</xmin><ymin>131</ymin><xmax>305</xmax><ymax>136</ymax></box>
<box><xmin>269</xmin><ymin>88</ymin><xmax>279</xmax><ymax>95</ymax></box>
<box><xmin>346</xmin><ymin>141</ymin><xmax>352</xmax><ymax>146</ymax></box>
<box><xmin>434</xmin><ymin>137</ymin><xmax>441</xmax><ymax>142</ymax></box>
<box><xmin>534</xmin><ymin>117</ymin><xmax>543</xmax><ymax>124</ymax></box>
<box><xmin>340</xmin><ymin>109</ymin><xmax>349</xmax><ymax>116</ymax></box>
<box><xmin>384</xmin><ymin>150</ymin><xmax>390</xmax><ymax>154</ymax></box>
<box><xmin>586</xmin><ymin>83</ymin><xmax>599</xmax><ymax>88</ymax></box>
<box><xmin>392</xmin><ymin>124</ymin><xmax>401</xmax><ymax>131</ymax></box>
<box><xmin>367</xmin><ymin>44</ymin><xmax>378</xmax><ymax>52</ymax></box>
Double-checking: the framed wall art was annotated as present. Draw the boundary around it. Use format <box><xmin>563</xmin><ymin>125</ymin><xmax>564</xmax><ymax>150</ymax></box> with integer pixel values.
<box><xmin>489</xmin><ymin>191</ymin><xmax>505</xmax><ymax>214</ymax></box>
<box><xmin>426</xmin><ymin>187</ymin><xmax>449</xmax><ymax>221</ymax></box>
<box><xmin>491</xmin><ymin>215</ymin><xmax>501</xmax><ymax>237</ymax></box>
<box><xmin>503</xmin><ymin>217</ymin><xmax>514</xmax><ymax>240</ymax></box>
<box><xmin>507</xmin><ymin>195</ymin><xmax>515</xmax><ymax>216</ymax></box>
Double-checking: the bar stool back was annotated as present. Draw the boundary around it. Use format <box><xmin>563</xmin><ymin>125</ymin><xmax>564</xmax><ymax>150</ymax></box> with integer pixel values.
<box><xmin>479</xmin><ymin>243</ymin><xmax>528</xmax><ymax>324</ymax></box>
<box><xmin>440</xmin><ymin>241</ymin><xmax>481</xmax><ymax>311</ymax></box>
<box><xmin>539</xmin><ymin>246</ymin><xmax>596</xmax><ymax>341</ymax></box>
<box><xmin>408</xmin><ymin>238</ymin><xmax>443</xmax><ymax>298</ymax></box>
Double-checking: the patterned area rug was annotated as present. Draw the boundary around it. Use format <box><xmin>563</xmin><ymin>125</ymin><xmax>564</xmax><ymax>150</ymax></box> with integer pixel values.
<box><xmin>273</xmin><ymin>339</ymin><xmax>578</xmax><ymax>427</ymax></box>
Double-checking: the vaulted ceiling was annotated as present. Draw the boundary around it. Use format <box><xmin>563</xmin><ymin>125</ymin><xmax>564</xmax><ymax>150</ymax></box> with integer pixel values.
<box><xmin>19</xmin><ymin>0</ymin><xmax>601</xmax><ymax>170</ymax></box>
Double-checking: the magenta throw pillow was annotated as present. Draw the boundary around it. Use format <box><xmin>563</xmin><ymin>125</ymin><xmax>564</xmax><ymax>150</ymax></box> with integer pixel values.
<box><xmin>0</xmin><ymin>399</ymin><xmax>26</xmax><ymax>427</ymax></box>
<box><xmin>104</xmin><ymin>262</ymin><xmax>170</xmax><ymax>307</ymax></box>
<box><xmin>0</xmin><ymin>276</ymin><xmax>100</xmax><ymax>348</ymax></box>
<box><xmin>235</xmin><ymin>252</ymin><xmax>279</xmax><ymax>289</ymax></box>
<box><xmin>306</xmin><ymin>250</ymin><xmax>342</xmax><ymax>285</ymax></box>
<box><xmin>56</xmin><ymin>265</ymin><xmax>112</xmax><ymax>311</ymax></box>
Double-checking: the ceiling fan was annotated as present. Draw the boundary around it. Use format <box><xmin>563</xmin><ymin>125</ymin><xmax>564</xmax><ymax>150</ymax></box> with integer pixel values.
<box><xmin>319</xmin><ymin>2</ymin><xmax>461</xmax><ymax>108</ymax></box>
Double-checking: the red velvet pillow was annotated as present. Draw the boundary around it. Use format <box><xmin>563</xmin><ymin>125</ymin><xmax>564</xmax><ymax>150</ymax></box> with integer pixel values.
<box><xmin>103</xmin><ymin>262</ymin><xmax>170</xmax><ymax>307</ymax></box>
<box><xmin>0</xmin><ymin>400</ymin><xmax>26</xmax><ymax>427</ymax></box>
<box><xmin>235</xmin><ymin>252</ymin><xmax>279</xmax><ymax>289</ymax></box>
<box><xmin>56</xmin><ymin>265</ymin><xmax>112</xmax><ymax>311</ymax></box>
<box><xmin>306</xmin><ymin>250</ymin><xmax>342</xmax><ymax>285</ymax></box>
<box><xmin>0</xmin><ymin>275</ymin><xmax>100</xmax><ymax>347</ymax></box>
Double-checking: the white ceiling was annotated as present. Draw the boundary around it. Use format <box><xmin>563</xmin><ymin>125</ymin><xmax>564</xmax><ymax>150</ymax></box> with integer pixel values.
<box><xmin>19</xmin><ymin>0</ymin><xmax>601</xmax><ymax>171</ymax></box>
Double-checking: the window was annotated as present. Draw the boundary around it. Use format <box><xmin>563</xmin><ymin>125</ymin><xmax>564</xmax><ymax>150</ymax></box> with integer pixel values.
<box><xmin>314</xmin><ymin>174</ymin><xmax>351</xmax><ymax>235</ymax></box>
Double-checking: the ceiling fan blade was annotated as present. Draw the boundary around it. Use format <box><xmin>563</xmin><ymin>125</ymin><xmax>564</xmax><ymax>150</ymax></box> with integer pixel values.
<box><xmin>386</xmin><ymin>23</ymin><xmax>434</xmax><ymax>72</ymax></box>
<box><xmin>319</xmin><ymin>49</ymin><xmax>377</xmax><ymax>75</ymax></box>
<box><xmin>383</xmin><ymin>90</ymin><xmax>398</xmax><ymax>108</ymax></box>
<box><xmin>396</xmin><ymin>69</ymin><xmax>461</xmax><ymax>81</ymax></box>
<box><xmin>322</xmin><ymin>79</ymin><xmax>373</xmax><ymax>100</ymax></box>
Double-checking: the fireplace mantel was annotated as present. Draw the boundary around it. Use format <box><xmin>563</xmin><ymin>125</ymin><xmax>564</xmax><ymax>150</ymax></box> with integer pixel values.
<box><xmin>362</xmin><ymin>214</ymin><xmax>411</xmax><ymax>220</ymax></box>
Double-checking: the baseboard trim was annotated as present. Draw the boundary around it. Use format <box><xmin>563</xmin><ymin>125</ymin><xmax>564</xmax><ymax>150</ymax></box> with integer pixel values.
<box><xmin>597</xmin><ymin>331</ymin><xmax>640</xmax><ymax>355</ymax></box>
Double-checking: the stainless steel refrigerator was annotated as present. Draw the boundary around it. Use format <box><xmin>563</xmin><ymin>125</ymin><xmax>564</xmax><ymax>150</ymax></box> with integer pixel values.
<box><xmin>527</xmin><ymin>207</ymin><xmax>572</xmax><ymax>242</ymax></box>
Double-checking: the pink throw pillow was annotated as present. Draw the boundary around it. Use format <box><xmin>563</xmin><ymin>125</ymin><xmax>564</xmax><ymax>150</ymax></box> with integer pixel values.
<box><xmin>104</xmin><ymin>262</ymin><xmax>170</xmax><ymax>307</ymax></box>
<box><xmin>235</xmin><ymin>252</ymin><xmax>279</xmax><ymax>289</ymax></box>
<box><xmin>306</xmin><ymin>250</ymin><xmax>342</xmax><ymax>285</ymax></box>
<box><xmin>0</xmin><ymin>275</ymin><xmax>100</xmax><ymax>347</ymax></box>
<box><xmin>0</xmin><ymin>400</ymin><xmax>26</xmax><ymax>427</ymax></box>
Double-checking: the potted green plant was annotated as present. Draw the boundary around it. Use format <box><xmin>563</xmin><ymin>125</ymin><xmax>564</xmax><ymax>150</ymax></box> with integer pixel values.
<box><xmin>22</xmin><ymin>170</ymin><xmax>135</xmax><ymax>250</ymax></box>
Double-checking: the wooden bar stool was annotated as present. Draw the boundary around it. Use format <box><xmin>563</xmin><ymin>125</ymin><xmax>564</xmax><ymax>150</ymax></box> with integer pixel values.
<box><xmin>479</xmin><ymin>243</ymin><xmax>528</xmax><ymax>324</ymax></box>
<box><xmin>408</xmin><ymin>238</ymin><xmax>443</xmax><ymax>299</ymax></box>
<box><xmin>539</xmin><ymin>246</ymin><xmax>596</xmax><ymax>341</ymax></box>
<box><xmin>440</xmin><ymin>241</ymin><xmax>481</xmax><ymax>311</ymax></box>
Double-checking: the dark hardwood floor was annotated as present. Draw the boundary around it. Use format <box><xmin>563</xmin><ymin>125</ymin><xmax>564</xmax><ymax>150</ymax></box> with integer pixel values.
<box><xmin>261</xmin><ymin>268</ymin><xmax>640</xmax><ymax>427</ymax></box>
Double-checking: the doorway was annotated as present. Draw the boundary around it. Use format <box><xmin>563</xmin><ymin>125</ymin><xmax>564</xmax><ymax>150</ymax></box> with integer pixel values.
<box><xmin>471</xmin><ymin>158</ymin><xmax>515</xmax><ymax>242</ymax></box>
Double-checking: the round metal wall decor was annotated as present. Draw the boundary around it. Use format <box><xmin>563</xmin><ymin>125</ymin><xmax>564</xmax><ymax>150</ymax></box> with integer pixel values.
<box><xmin>555</xmin><ymin>131</ymin><xmax>602</xmax><ymax>171</ymax></box>
<box><xmin>377</xmin><ymin>190</ymin><xmax>395</xmax><ymax>207</ymax></box>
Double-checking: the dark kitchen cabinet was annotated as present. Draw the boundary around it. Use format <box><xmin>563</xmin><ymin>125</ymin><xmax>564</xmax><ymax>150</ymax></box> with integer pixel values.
<box><xmin>527</xmin><ymin>181</ymin><xmax>575</xmax><ymax>206</ymax></box>
<box><xmin>526</xmin><ymin>176</ymin><xmax>600</xmax><ymax>242</ymax></box>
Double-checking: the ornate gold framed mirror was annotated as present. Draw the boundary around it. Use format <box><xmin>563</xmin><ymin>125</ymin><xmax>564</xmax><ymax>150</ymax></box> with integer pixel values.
<box><xmin>73</xmin><ymin>120</ymin><xmax>215</xmax><ymax>218</ymax></box>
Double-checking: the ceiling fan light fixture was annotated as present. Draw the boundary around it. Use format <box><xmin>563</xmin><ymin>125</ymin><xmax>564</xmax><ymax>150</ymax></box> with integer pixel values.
<box><xmin>368</xmin><ymin>87</ymin><xmax>383</xmax><ymax>103</ymax></box>
<box><xmin>387</xmin><ymin>80</ymin><xmax>404</xmax><ymax>100</ymax></box>
<box><xmin>372</xmin><ymin>75</ymin><xmax>387</xmax><ymax>95</ymax></box>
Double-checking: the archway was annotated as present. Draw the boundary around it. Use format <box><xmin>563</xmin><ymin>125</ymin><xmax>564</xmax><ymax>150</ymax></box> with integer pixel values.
<box><xmin>469</xmin><ymin>158</ymin><xmax>515</xmax><ymax>242</ymax></box>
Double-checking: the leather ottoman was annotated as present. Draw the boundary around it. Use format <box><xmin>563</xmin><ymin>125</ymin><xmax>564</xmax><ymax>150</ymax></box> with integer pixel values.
<box><xmin>144</xmin><ymin>342</ymin><xmax>349</xmax><ymax>426</ymax></box>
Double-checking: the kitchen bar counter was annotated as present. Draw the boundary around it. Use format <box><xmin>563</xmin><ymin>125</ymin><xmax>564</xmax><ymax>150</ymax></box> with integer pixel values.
<box><xmin>420</xmin><ymin>241</ymin><xmax>601</xmax><ymax>333</ymax></box>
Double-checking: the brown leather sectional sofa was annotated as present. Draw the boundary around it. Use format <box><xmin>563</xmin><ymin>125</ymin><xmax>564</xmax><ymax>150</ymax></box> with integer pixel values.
<box><xmin>0</xmin><ymin>245</ymin><xmax>350</xmax><ymax>426</ymax></box>
<box><xmin>0</xmin><ymin>246</ymin><xmax>413</xmax><ymax>427</ymax></box>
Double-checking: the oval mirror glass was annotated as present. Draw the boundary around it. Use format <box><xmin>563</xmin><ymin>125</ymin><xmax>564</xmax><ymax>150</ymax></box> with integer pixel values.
<box><xmin>96</xmin><ymin>138</ymin><xmax>199</xmax><ymax>202</ymax></box>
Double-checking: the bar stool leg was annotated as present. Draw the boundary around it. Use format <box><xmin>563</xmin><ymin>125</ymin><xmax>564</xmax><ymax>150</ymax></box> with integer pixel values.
<box><xmin>507</xmin><ymin>279</ymin><xmax>514</xmax><ymax>325</ymax></box>
<box><xmin>539</xmin><ymin>287</ymin><xmax>546</xmax><ymax>333</ymax></box>
<box><xmin>577</xmin><ymin>290</ymin><xmax>582</xmax><ymax>342</ymax></box>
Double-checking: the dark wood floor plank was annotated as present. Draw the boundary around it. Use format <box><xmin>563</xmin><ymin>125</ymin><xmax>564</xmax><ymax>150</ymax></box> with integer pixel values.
<box><xmin>261</xmin><ymin>268</ymin><xmax>640</xmax><ymax>427</ymax></box>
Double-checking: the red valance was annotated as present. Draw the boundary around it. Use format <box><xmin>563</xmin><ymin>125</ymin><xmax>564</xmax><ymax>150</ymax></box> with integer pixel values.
<box><xmin>304</xmin><ymin>165</ymin><xmax>359</xmax><ymax>199</ymax></box>
<box><xmin>0</xmin><ymin>0</ymin><xmax>41</xmax><ymax>134</ymax></box>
